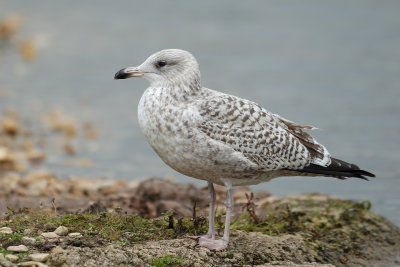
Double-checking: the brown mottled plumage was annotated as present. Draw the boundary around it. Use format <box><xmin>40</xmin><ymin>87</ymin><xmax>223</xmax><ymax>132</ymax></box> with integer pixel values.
<box><xmin>114</xmin><ymin>49</ymin><xmax>375</xmax><ymax>251</ymax></box>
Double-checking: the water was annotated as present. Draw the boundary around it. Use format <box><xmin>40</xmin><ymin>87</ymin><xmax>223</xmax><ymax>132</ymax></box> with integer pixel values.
<box><xmin>1</xmin><ymin>1</ymin><xmax>399</xmax><ymax>225</ymax></box>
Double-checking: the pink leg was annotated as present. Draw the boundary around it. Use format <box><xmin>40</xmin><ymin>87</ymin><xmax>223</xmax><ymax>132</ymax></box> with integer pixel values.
<box><xmin>222</xmin><ymin>182</ymin><xmax>233</xmax><ymax>242</ymax></box>
<box><xmin>185</xmin><ymin>182</ymin><xmax>233</xmax><ymax>251</ymax></box>
<box><xmin>207</xmin><ymin>182</ymin><xmax>216</xmax><ymax>239</ymax></box>
<box><xmin>183</xmin><ymin>182</ymin><xmax>216</xmax><ymax>239</ymax></box>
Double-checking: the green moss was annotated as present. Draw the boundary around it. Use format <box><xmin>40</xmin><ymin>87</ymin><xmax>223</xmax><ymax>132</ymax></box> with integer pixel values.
<box><xmin>0</xmin><ymin>233</ymin><xmax>29</xmax><ymax>263</ymax></box>
<box><xmin>0</xmin><ymin>232</ymin><xmax>24</xmax><ymax>248</ymax></box>
<box><xmin>0</xmin><ymin>246</ymin><xmax>8</xmax><ymax>255</ymax></box>
<box><xmin>239</xmin><ymin>251</ymin><xmax>269</xmax><ymax>265</ymax></box>
<box><xmin>232</xmin><ymin>197</ymin><xmax>398</xmax><ymax>265</ymax></box>
<box><xmin>0</xmin><ymin>197</ymin><xmax>397</xmax><ymax>266</ymax></box>
<box><xmin>0</xmin><ymin>211</ymin><xmax>207</xmax><ymax>245</ymax></box>
<box><xmin>225</xmin><ymin>251</ymin><xmax>233</xmax><ymax>259</ymax></box>
<box><xmin>150</xmin><ymin>254</ymin><xmax>184</xmax><ymax>267</ymax></box>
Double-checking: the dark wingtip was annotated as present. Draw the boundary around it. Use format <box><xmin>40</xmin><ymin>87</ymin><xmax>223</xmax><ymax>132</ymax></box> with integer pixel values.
<box><xmin>357</xmin><ymin>170</ymin><xmax>376</xmax><ymax>178</ymax></box>
<box><xmin>296</xmin><ymin>157</ymin><xmax>376</xmax><ymax>181</ymax></box>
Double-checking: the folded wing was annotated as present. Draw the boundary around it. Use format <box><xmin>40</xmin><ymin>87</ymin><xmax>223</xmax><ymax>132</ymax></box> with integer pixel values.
<box><xmin>195</xmin><ymin>92</ymin><xmax>375</xmax><ymax>180</ymax></box>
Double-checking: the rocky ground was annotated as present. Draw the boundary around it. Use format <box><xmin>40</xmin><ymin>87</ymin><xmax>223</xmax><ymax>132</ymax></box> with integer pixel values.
<box><xmin>0</xmin><ymin>176</ymin><xmax>400</xmax><ymax>267</ymax></box>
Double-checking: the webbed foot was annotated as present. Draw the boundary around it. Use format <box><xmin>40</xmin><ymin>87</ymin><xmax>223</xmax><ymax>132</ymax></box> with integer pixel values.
<box><xmin>183</xmin><ymin>235</ymin><xmax>228</xmax><ymax>251</ymax></box>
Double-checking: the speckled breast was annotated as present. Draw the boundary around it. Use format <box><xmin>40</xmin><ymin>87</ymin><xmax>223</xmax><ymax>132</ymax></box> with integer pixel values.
<box><xmin>137</xmin><ymin>87</ymin><xmax>250</xmax><ymax>183</ymax></box>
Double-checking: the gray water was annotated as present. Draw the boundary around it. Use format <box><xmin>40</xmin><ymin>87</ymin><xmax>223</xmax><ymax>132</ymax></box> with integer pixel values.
<box><xmin>1</xmin><ymin>1</ymin><xmax>399</xmax><ymax>225</ymax></box>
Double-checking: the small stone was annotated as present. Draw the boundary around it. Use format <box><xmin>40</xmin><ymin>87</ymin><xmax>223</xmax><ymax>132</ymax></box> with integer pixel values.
<box><xmin>1</xmin><ymin>118</ymin><xmax>19</xmax><ymax>135</ymax></box>
<box><xmin>0</xmin><ymin>261</ymin><xmax>12</xmax><ymax>267</ymax></box>
<box><xmin>22</xmin><ymin>236</ymin><xmax>37</xmax><ymax>246</ymax></box>
<box><xmin>0</xmin><ymin>255</ymin><xmax>13</xmax><ymax>267</ymax></box>
<box><xmin>4</xmin><ymin>254</ymin><xmax>18</xmax><ymax>262</ymax></box>
<box><xmin>23</xmin><ymin>228</ymin><xmax>33</xmax><ymax>235</ymax></box>
<box><xmin>20</xmin><ymin>261</ymin><xmax>49</xmax><ymax>267</ymax></box>
<box><xmin>29</xmin><ymin>253</ymin><xmax>49</xmax><ymax>262</ymax></box>
<box><xmin>49</xmin><ymin>246</ymin><xmax>66</xmax><ymax>265</ymax></box>
<box><xmin>54</xmin><ymin>226</ymin><xmax>68</xmax><ymax>236</ymax></box>
<box><xmin>68</xmin><ymin>232</ymin><xmax>82</xmax><ymax>238</ymax></box>
<box><xmin>7</xmin><ymin>244</ymin><xmax>28</xmax><ymax>252</ymax></box>
<box><xmin>40</xmin><ymin>232</ymin><xmax>59</xmax><ymax>239</ymax></box>
<box><xmin>0</xmin><ymin>227</ymin><xmax>13</xmax><ymax>234</ymax></box>
<box><xmin>50</xmin><ymin>246</ymin><xmax>65</xmax><ymax>254</ymax></box>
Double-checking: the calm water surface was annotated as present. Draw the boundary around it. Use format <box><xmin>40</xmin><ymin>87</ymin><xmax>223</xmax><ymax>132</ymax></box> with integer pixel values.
<box><xmin>1</xmin><ymin>1</ymin><xmax>399</xmax><ymax>225</ymax></box>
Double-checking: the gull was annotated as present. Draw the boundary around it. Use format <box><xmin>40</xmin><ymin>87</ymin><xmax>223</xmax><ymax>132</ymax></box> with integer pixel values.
<box><xmin>114</xmin><ymin>49</ymin><xmax>375</xmax><ymax>251</ymax></box>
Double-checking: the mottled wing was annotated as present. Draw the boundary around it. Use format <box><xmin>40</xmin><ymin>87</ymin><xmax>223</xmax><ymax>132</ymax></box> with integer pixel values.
<box><xmin>272</xmin><ymin>114</ymin><xmax>331</xmax><ymax>166</ymax></box>
<box><xmin>196</xmin><ymin>93</ymin><xmax>330</xmax><ymax>171</ymax></box>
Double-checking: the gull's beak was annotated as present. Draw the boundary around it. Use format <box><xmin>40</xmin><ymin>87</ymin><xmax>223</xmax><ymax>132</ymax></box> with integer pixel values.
<box><xmin>114</xmin><ymin>67</ymin><xmax>144</xmax><ymax>80</ymax></box>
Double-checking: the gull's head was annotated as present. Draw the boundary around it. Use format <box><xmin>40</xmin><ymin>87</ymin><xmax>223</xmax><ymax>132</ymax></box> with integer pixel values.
<box><xmin>114</xmin><ymin>49</ymin><xmax>200</xmax><ymax>87</ymax></box>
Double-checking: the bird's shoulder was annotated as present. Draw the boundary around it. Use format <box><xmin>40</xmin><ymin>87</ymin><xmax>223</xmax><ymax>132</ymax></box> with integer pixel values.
<box><xmin>194</xmin><ymin>88</ymin><xmax>277</xmax><ymax>130</ymax></box>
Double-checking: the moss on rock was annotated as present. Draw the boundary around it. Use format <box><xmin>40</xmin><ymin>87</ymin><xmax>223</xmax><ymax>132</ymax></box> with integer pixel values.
<box><xmin>0</xmin><ymin>194</ymin><xmax>399</xmax><ymax>266</ymax></box>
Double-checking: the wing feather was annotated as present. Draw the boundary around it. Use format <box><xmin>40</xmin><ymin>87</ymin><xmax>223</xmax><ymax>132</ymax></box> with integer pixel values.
<box><xmin>273</xmin><ymin>114</ymin><xmax>331</xmax><ymax>166</ymax></box>
<box><xmin>195</xmin><ymin>94</ymin><xmax>327</xmax><ymax>171</ymax></box>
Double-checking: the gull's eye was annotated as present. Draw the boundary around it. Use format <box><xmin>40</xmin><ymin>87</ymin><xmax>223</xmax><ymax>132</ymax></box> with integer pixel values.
<box><xmin>156</xmin><ymin>60</ymin><xmax>167</xmax><ymax>68</ymax></box>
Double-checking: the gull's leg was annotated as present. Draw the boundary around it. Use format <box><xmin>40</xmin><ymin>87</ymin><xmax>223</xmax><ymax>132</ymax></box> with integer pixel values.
<box><xmin>183</xmin><ymin>182</ymin><xmax>216</xmax><ymax>240</ymax></box>
<box><xmin>195</xmin><ymin>181</ymin><xmax>232</xmax><ymax>251</ymax></box>
<box><xmin>221</xmin><ymin>182</ymin><xmax>233</xmax><ymax>243</ymax></box>
<box><xmin>207</xmin><ymin>182</ymin><xmax>216</xmax><ymax>239</ymax></box>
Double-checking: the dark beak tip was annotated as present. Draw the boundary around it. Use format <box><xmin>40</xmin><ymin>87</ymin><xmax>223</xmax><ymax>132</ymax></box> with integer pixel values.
<box><xmin>114</xmin><ymin>69</ymin><xmax>129</xmax><ymax>80</ymax></box>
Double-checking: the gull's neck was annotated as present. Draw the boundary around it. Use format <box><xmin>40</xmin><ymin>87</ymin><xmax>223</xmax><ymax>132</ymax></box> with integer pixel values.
<box><xmin>150</xmin><ymin>72</ymin><xmax>202</xmax><ymax>102</ymax></box>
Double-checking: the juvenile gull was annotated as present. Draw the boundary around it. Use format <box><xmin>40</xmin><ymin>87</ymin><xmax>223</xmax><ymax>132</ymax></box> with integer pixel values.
<box><xmin>114</xmin><ymin>49</ymin><xmax>375</xmax><ymax>251</ymax></box>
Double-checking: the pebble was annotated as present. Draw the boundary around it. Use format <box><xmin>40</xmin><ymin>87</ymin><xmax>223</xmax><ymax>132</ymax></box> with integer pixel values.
<box><xmin>23</xmin><ymin>228</ymin><xmax>33</xmax><ymax>235</ymax></box>
<box><xmin>29</xmin><ymin>253</ymin><xmax>49</xmax><ymax>262</ymax></box>
<box><xmin>4</xmin><ymin>254</ymin><xmax>18</xmax><ymax>262</ymax></box>
<box><xmin>0</xmin><ymin>227</ymin><xmax>13</xmax><ymax>234</ymax></box>
<box><xmin>50</xmin><ymin>246</ymin><xmax>65</xmax><ymax>254</ymax></box>
<box><xmin>0</xmin><ymin>254</ymin><xmax>14</xmax><ymax>267</ymax></box>
<box><xmin>68</xmin><ymin>232</ymin><xmax>82</xmax><ymax>238</ymax></box>
<box><xmin>20</xmin><ymin>261</ymin><xmax>49</xmax><ymax>267</ymax></box>
<box><xmin>41</xmin><ymin>232</ymin><xmax>59</xmax><ymax>239</ymax></box>
<box><xmin>54</xmin><ymin>226</ymin><xmax>68</xmax><ymax>236</ymax></box>
<box><xmin>22</xmin><ymin>236</ymin><xmax>37</xmax><ymax>246</ymax></box>
<box><xmin>49</xmin><ymin>246</ymin><xmax>67</xmax><ymax>265</ymax></box>
<box><xmin>7</xmin><ymin>244</ymin><xmax>28</xmax><ymax>252</ymax></box>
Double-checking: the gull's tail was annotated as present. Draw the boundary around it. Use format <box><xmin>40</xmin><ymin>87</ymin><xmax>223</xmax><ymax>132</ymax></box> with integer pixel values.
<box><xmin>298</xmin><ymin>157</ymin><xmax>376</xmax><ymax>180</ymax></box>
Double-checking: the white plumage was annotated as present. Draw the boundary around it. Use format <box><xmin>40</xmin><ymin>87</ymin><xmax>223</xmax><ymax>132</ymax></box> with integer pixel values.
<box><xmin>115</xmin><ymin>49</ymin><xmax>374</xmax><ymax>251</ymax></box>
